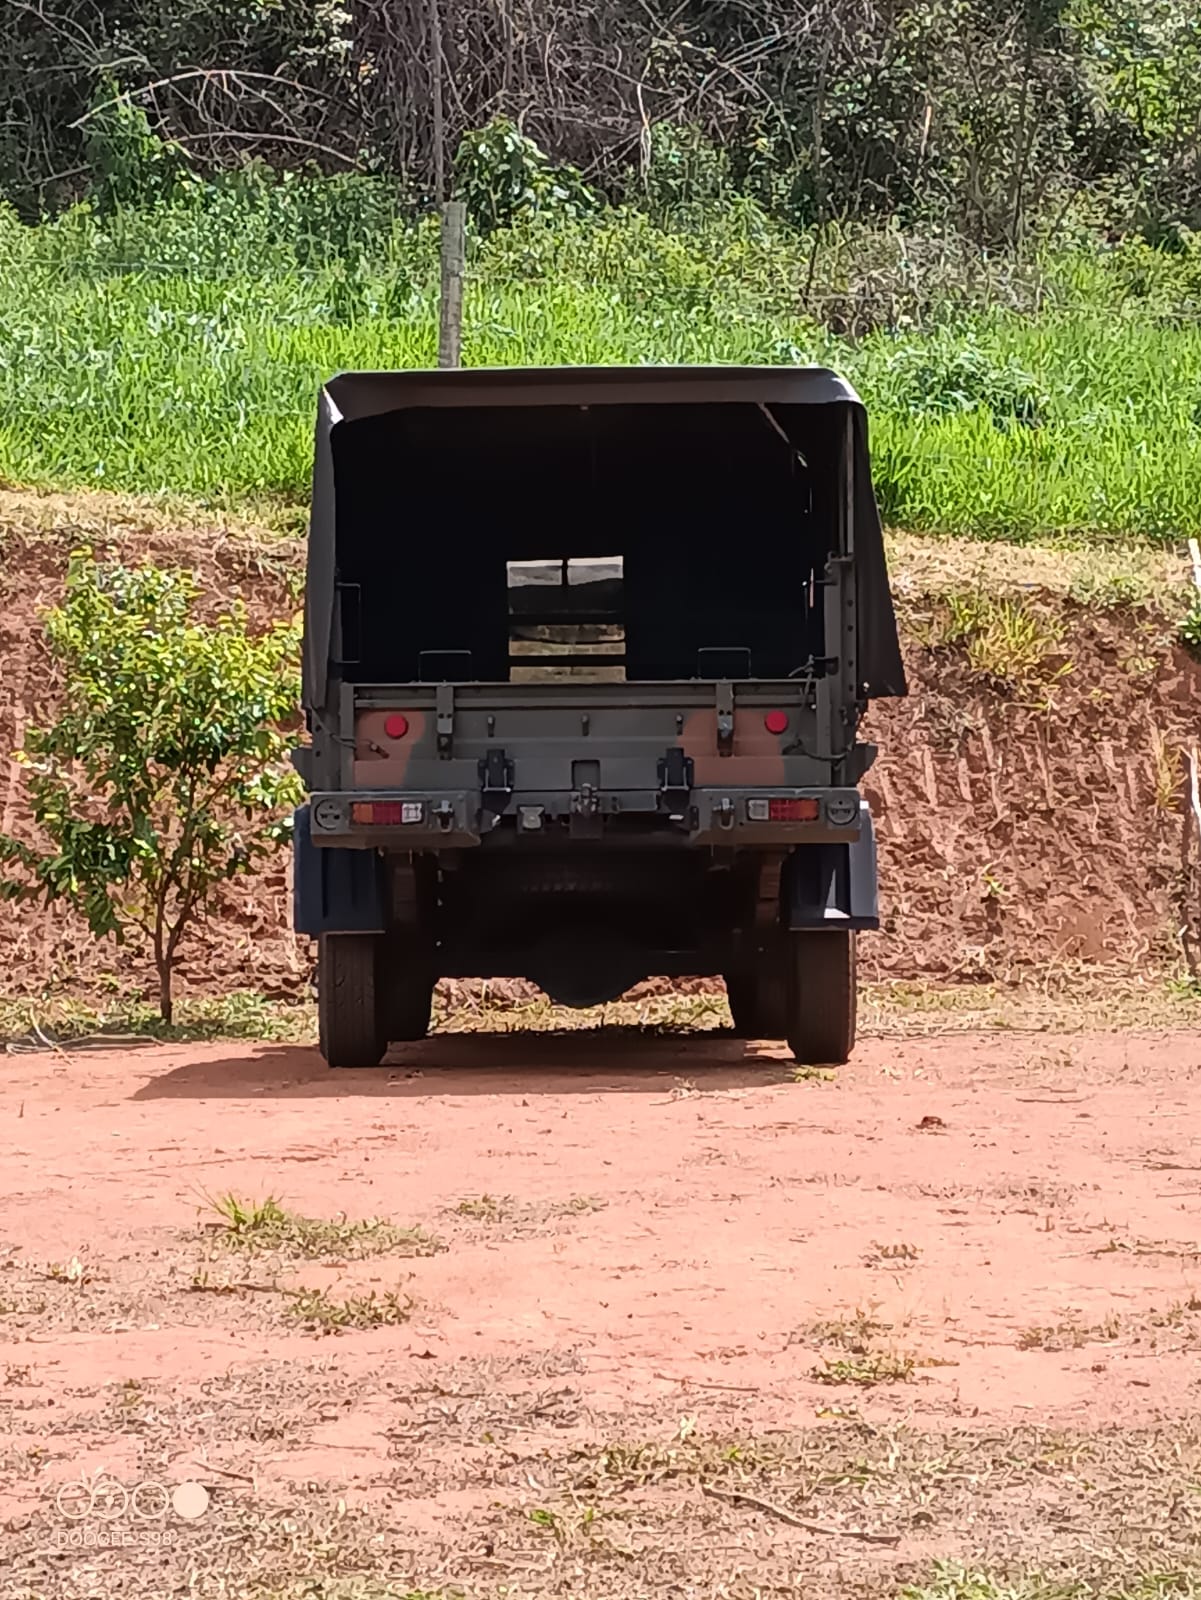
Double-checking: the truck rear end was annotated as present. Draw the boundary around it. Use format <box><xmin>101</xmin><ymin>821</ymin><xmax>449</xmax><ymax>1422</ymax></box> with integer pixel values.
<box><xmin>292</xmin><ymin>366</ymin><xmax>906</xmax><ymax>1067</ymax></box>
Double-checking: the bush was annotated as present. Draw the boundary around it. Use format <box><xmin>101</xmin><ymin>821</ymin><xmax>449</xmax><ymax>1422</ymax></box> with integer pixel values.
<box><xmin>455</xmin><ymin>119</ymin><xmax>598</xmax><ymax>236</ymax></box>
<box><xmin>867</xmin><ymin>330</ymin><xmax>1047</xmax><ymax>427</ymax></box>
<box><xmin>0</xmin><ymin>553</ymin><xmax>301</xmax><ymax>1019</ymax></box>
<box><xmin>83</xmin><ymin>80</ymin><xmax>196</xmax><ymax>213</ymax></box>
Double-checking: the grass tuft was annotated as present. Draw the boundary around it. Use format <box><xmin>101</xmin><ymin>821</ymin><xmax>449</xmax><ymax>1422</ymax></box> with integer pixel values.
<box><xmin>936</xmin><ymin>592</ymin><xmax>1070</xmax><ymax>688</ymax></box>
<box><xmin>285</xmin><ymin>1286</ymin><xmax>414</xmax><ymax>1334</ymax></box>
<box><xmin>206</xmin><ymin>1193</ymin><xmax>444</xmax><ymax>1260</ymax></box>
<box><xmin>811</xmin><ymin>1350</ymin><xmax>916</xmax><ymax>1386</ymax></box>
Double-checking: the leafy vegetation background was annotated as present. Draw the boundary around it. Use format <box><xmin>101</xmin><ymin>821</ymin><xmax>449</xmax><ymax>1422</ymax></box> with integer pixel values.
<box><xmin>2</xmin><ymin>0</ymin><xmax>1200</xmax><ymax>540</ymax></box>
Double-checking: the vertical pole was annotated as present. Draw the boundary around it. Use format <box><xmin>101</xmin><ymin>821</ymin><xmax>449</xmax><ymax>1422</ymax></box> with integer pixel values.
<box><xmin>438</xmin><ymin>200</ymin><xmax>466</xmax><ymax>369</ymax></box>
<box><xmin>429</xmin><ymin>0</ymin><xmax>445</xmax><ymax>205</ymax></box>
<box><xmin>429</xmin><ymin>0</ymin><xmax>463</xmax><ymax>369</ymax></box>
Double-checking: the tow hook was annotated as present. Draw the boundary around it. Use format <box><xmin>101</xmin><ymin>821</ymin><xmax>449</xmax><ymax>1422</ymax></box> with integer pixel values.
<box><xmin>572</xmin><ymin>782</ymin><xmax>600</xmax><ymax>817</ymax></box>
<box><xmin>432</xmin><ymin>800</ymin><xmax>455</xmax><ymax>832</ymax></box>
<box><xmin>714</xmin><ymin>797</ymin><xmax>735</xmax><ymax>830</ymax></box>
<box><xmin>657</xmin><ymin>747</ymin><xmax>694</xmax><ymax>815</ymax></box>
<box><xmin>478</xmin><ymin>748</ymin><xmax>514</xmax><ymax>821</ymax></box>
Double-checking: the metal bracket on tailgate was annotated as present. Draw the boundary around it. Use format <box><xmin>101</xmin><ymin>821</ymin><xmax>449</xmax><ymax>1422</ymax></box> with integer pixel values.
<box><xmin>657</xmin><ymin>747</ymin><xmax>694</xmax><ymax>815</ymax></box>
<box><xmin>478</xmin><ymin>748</ymin><xmax>514</xmax><ymax>821</ymax></box>
<box><xmin>436</xmin><ymin>683</ymin><xmax>454</xmax><ymax>757</ymax></box>
<box><xmin>716</xmin><ymin>681</ymin><xmax>735</xmax><ymax>756</ymax></box>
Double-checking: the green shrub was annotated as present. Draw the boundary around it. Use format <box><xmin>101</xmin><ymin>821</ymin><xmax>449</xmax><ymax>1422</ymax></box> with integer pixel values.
<box><xmin>455</xmin><ymin>119</ymin><xmax>598</xmax><ymax>236</ymax></box>
<box><xmin>83</xmin><ymin>80</ymin><xmax>196</xmax><ymax>213</ymax></box>
<box><xmin>868</xmin><ymin>330</ymin><xmax>1047</xmax><ymax>427</ymax></box>
<box><xmin>0</xmin><ymin>554</ymin><xmax>301</xmax><ymax>1019</ymax></box>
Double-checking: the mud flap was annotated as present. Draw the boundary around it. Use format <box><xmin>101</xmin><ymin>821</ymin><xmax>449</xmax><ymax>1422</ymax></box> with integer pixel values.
<box><xmin>293</xmin><ymin>805</ymin><xmax>387</xmax><ymax>936</ymax></box>
<box><xmin>784</xmin><ymin>802</ymin><xmax>879</xmax><ymax>931</ymax></box>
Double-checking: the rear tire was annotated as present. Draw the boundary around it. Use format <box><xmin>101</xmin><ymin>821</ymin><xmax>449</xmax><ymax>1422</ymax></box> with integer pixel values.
<box><xmin>379</xmin><ymin>930</ymin><xmax>434</xmax><ymax>1043</ymax></box>
<box><xmin>786</xmin><ymin>930</ymin><xmax>857</xmax><ymax>1065</ymax></box>
<box><xmin>724</xmin><ymin>974</ymin><xmax>758</xmax><ymax>1037</ymax></box>
<box><xmin>724</xmin><ymin>948</ymin><xmax>789</xmax><ymax>1040</ymax></box>
<box><xmin>318</xmin><ymin>933</ymin><xmax>387</xmax><ymax>1068</ymax></box>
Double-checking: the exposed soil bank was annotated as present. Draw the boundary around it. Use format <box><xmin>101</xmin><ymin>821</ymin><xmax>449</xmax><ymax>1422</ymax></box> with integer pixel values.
<box><xmin>0</xmin><ymin>487</ymin><xmax>1196</xmax><ymax>1008</ymax></box>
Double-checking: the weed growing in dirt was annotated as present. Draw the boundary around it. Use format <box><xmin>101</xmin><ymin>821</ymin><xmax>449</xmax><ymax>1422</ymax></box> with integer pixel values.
<box><xmin>791</xmin><ymin>1064</ymin><xmax>837</xmax><ymax>1082</ymax></box>
<box><xmin>1149</xmin><ymin>729</ymin><xmax>1182</xmax><ymax>813</ymax></box>
<box><xmin>937</xmin><ymin>592</ymin><xmax>1070</xmax><ymax>688</ymax></box>
<box><xmin>902</xmin><ymin>1564</ymin><xmax>1201</xmax><ymax>1600</ymax></box>
<box><xmin>455</xmin><ymin>1193</ymin><xmax>514</xmax><ymax>1221</ymax></box>
<box><xmin>864</xmin><ymin>1241</ymin><xmax>922</xmax><ymax>1268</ymax></box>
<box><xmin>1068</xmin><ymin>570</ymin><xmax>1158</xmax><ymax>610</ymax></box>
<box><xmin>207</xmin><ymin>1193</ymin><xmax>444</xmax><ymax>1260</ymax></box>
<box><xmin>285</xmin><ymin>1286</ymin><xmax>414</xmax><ymax>1334</ymax></box>
<box><xmin>0</xmin><ymin>988</ymin><xmax>314</xmax><ymax>1048</ymax></box>
<box><xmin>1095</xmin><ymin>1235</ymin><xmax>1201</xmax><ymax>1261</ymax></box>
<box><xmin>1017</xmin><ymin>1315</ymin><xmax>1122</xmax><ymax>1351</ymax></box>
<box><xmin>1180</xmin><ymin>600</ymin><xmax>1201</xmax><ymax>660</ymax></box>
<box><xmin>811</xmin><ymin>1350</ymin><xmax>916</xmax><ymax>1386</ymax></box>
<box><xmin>41</xmin><ymin>1256</ymin><xmax>90</xmax><ymax>1286</ymax></box>
<box><xmin>801</xmin><ymin>1307</ymin><xmax>893</xmax><ymax>1350</ymax></box>
<box><xmin>453</xmin><ymin>1193</ymin><xmax>606</xmax><ymax>1230</ymax></box>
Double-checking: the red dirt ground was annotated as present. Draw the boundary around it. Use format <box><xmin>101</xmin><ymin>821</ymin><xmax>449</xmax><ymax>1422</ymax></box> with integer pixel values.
<box><xmin>3</xmin><ymin>1027</ymin><xmax>1200</xmax><ymax>1597</ymax></box>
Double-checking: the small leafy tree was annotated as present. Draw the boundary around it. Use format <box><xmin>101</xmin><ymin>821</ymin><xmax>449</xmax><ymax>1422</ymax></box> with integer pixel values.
<box><xmin>455</xmin><ymin>117</ymin><xmax>598</xmax><ymax>235</ymax></box>
<box><xmin>0</xmin><ymin>552</ymin><xmax>301</xmax><ymax>1021</ymax></box>
<box><xmin>84</xmin><ymin>77</ymin><xmax>197</xmax><ymax>213</ymax></box>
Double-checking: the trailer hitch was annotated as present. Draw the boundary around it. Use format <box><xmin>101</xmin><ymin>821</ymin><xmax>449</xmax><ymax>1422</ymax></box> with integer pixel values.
<box><xmin>657</xmin><ymin>747</ymin><xmax>694</xmax><ymax>814</ymax></box>
<box><xmin>478</xmin><ymin>747</ymin><xmax>514</xmax><ymax>822</ymax></box>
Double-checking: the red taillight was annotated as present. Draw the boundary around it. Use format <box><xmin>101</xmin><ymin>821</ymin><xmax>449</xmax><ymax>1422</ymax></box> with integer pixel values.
<box><xmin>768</xmin><ymin>797</ymin><xmax>819</xmax><ymax>821</ymax></box>
<box><xmin>384</xmin><ymin>713</ymin><xmax>409</xmax><ymax>740</ymax></box>
<box><xmin>764</xmin><ymin>710</ymin><xmax>789</xmax><ymax>735</ymax></box>
<box><xmin>352</xmin><ymin>801</ymin><xmax>403</xmax><ymax>825</ymax></box>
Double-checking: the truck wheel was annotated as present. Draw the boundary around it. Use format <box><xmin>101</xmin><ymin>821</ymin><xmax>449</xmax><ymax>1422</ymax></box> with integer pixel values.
<box><xmin>786</xmin><ymin>930</ymin><xmax>857</xmax><ymax>1065</ymax></box>
<box><xmin>317</xmin><ymin>933</ymin><xmax>387</xmax><ymax>1068</ymax></box>
<box><xmin>379</xmin><ymin>931</ymin><xmax>434</xmax><ymax>1043</ymax></box>
<box><xmin>724</xmin><ymin>974</ymin><xmax>758</xmax><ymax>1037</ymax></box>
<box><xmin>726</xmin><ymin>950</ymin><xmax>788</xmax><ymax>1040</ymax></box>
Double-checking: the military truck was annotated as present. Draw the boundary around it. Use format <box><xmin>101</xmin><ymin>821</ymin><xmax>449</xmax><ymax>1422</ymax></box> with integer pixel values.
<box><xmin>292</xmin><ymin>366</ymin><xmax>906</xmax><ymax>1068</ymax></box>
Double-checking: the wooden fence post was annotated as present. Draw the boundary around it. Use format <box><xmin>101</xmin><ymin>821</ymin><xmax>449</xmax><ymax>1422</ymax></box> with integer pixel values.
<box><xmin>438</xmin><ymin>200</ymin><xmax>466</xmax><ymax>369</ymax></box>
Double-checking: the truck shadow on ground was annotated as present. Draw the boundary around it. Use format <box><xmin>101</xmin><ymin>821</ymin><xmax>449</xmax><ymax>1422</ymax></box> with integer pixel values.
<box><xmin>131</xmin><ymin>1027</ymin><xmax>796</xmax><ymax>1099</ymax></box>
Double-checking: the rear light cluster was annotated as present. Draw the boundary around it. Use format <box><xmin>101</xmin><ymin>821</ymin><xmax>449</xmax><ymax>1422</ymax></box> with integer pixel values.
<box><xmin>351</xmin><ymin>801</ymin><xmax>424</xmax><ymax>825</ymax></box>
<box><xmin>746</xmin><ymin>797</ymin><xmax>820</xmax><ymax>822</ymax></box>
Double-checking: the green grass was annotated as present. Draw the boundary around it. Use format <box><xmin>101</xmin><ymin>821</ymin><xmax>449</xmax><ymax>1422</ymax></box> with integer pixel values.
<box><xmin>1</xmin><ymin>194</ymin><xmax>1200</xmax><ymax>541</ymax></box>
<box><xmin>2</xmin><ymin>970</ymin><xmax>1201</xmax><ymax>1051</ymax></box>
<box><xmin>285</xmin><ymin>1285</ymin><xmax>414</xmax><ymax>1334</ymax></box>
<box><xmin>205</xmin><ymin>1193</ymin><xmax>444</xmax><ymax>1259</ymax></box>
<box><xmin>811</xmin><ymin>1350</ymin><xmax>916</xmax><ymax>1386</ymax></box>
<box><xmin>0</xmin><ymin>987</ymin><xmax>312</xmax><ymax>1046</ymax></box>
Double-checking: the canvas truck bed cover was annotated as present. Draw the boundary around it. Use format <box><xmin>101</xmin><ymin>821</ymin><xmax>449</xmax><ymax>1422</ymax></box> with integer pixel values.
<box><xmin>303</xmin><ymin>365</ymin><xmax>907</xmax><ymax>703</ymax></box>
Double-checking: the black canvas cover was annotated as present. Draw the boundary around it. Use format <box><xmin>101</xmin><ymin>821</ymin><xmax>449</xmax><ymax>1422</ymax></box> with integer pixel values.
<box><xmin>303</xmin><ymin>365</ymin><xmax>907</xmax><ymax>706</ymax></box>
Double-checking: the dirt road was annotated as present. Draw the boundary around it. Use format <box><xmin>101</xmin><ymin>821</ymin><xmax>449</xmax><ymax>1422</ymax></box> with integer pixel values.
<box><xmin>3</xmin><ymin>1027</ymin><xmax>1201</xmax><ymax>1599</ymax></box>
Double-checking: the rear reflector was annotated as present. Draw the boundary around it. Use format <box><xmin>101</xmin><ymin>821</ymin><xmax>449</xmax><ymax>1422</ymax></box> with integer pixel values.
<box><xmin>764</xmin><ymin>710</ymin><xmax>789</xmax><ymax>735</ymax></box>
<box><xmin>384</xmin><ymin>713</ymin><xmax>409</xmax><ymax>740</ymax></box>
<box><xmin>352</xmin><ymin>801</ymin><xmax>403</xmax><ymax>825</ymax></box>
<box><xmin>769</xmin><ymin>797</ymin><xmax>819</xmax><ymax>821</ymax></box>
<box><xmin>746</xmin><ymin>796</ymin><xmax>820</xmax><ymax>822</ymax></box>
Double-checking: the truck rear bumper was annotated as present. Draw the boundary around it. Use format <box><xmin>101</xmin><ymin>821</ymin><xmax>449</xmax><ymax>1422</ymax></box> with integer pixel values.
<box><xmin>303</xmin><ymin>785</ymin><xmax>867</xmax><ymax>849</ymax></box>
<box><xmin>292</xmin><ymin>799</ymin><xmax>880</xmax><ymax>937</ymax></box>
